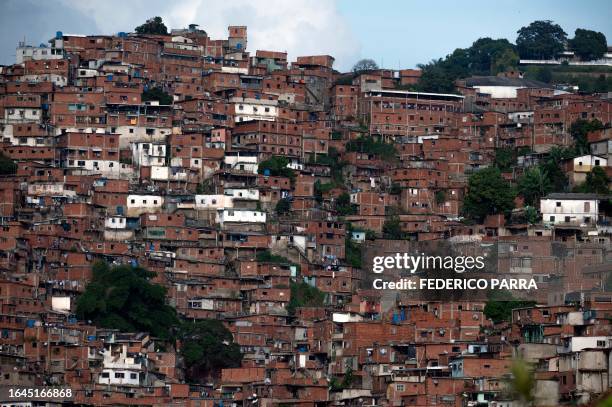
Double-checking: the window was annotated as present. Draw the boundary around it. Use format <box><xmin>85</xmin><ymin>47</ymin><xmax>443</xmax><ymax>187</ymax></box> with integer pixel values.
<box><xmin>114</xmin><ymin>372</ymin><xmax>124</xmax><ymax>378</ymax></box>
<box><xmin>130</xmin><ymin>373</ymin><xmax>137</xmax><ymax>379</ymax></box>
<box><xmin>101</xmin><ymin>372</ymin><xmax>109</xmax><ymax>378</ymax></box>
<box><xmin>396</xmin><ymin>384</ymin><xmax>405</xmax><ymax>391</ymax></box>
<box><xmin>556</xmin><ymin>202</ymin><xmax>561</xmax><ymax>207</ymax></box>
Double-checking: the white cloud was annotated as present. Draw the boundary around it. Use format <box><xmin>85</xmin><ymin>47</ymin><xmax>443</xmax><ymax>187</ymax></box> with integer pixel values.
<box><xmin>58</xmin><ymin>0</ymin><xmax>361</xmax><ymax>71</ymax></box>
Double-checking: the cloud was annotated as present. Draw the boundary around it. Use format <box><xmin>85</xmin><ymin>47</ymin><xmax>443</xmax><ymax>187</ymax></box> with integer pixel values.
<box><xmin>56</xmin><ymin>0</ymin><xmax>361</xmax><ymax>71</ymax></box>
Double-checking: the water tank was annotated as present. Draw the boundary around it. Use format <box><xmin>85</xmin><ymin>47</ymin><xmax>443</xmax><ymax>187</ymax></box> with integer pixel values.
<box><xmin>56</xmin><ymin>31</ymin><xmax>63</xmax><ymax>39</ymax></box>
<box><xmin>118</xmin><ymin>32</ymin><xmax>127</xmax><ymax>38</ymax></box>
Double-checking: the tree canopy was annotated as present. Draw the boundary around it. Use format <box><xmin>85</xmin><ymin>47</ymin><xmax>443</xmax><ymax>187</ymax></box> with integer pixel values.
<box><xmin>142</xmin><ymin>87</ymin><xmax>173</xmax><ymax>105</ymax></box>
<box><xmin>352</xmin><ymin>58</ymin><xmax>379</xmax><ymax>73</ymax></box>
<box><xmin>179</xmin><ymin>319</ymin><xmax>242</xmax><ymax>382</ymax></box>
<box><xmin>570</xmin><ymin>29</ymin><xmax>607</xmax><ymax>61</ymax></box>
<box><xmin>0</xmin><ymin>152</ymin><xmax>17</xmax><ymax>175</ymax></box>
<box><xmin>76</xmin><ymin>262</ymin><xmax>178</xmax><ymax>339</ymax></box>
<box><xmin>570</xmin><ymin>119</ymin><xmax>604</xmax><ymax>155</ymax></box>
<box><xmin>467</xmin><ymin>38</ymin><xmax>517</xmax><ymax>75</ymax></box>
<box><xmin>382</xmin><ymin>215</ymin><xmax>403</xmax><ymax>239</ymax></box>
<box><xmin>415</xmin><ymin>38</ymin><xmax>516</xmax><ymax>93</ymax></box>
<box><xmin>516</xmin><ymin>20</ymin><xmax>567</xmax><ymax>60</ymax></box>
<box><xmin>484</xmin><ymin>290</ymin><xmax>536</xmax><ymax>323</ymax></box>
<box><xmin>77</xmin><ymin>262</ymin><xmax>242</xmax><ymax>381</ymax></box>
<box><xmin>345</xmin><ymin>136</ymin><xmax>397</xmax><ymax>160</ymax></box>
<box><xmin>275</xmin><ymin>198</ymin><xmax>291</xmax><ymax>215</ymax></box>
<box><xmin>287</xmin><ymin>281</ymin><xmax>325</xmax><ymax>315</ymax></box>
<box><xmin>575</xmin><ymin>166</ymin><xmax>610</xmax><ymax>195</ymax></box>
<box><xmin>135</xmin><ymin>17</ymin><xmax>168</xmax><ymax>35</ymax></box>
<box><xmin>258</xmin><ymin>155</ymin><xmax>295</xmax><ymax>181</ymax></box>
<box><xmin>335</xmin><ymin>192</ymin><xmax>357</xmax><ymax>216</ymax></box>
<box><xmin>462</xmin><ymin>167</ymin><xmax>515</xmax><ymax>222</ymax></box>
<box><xmin>517</xmin><ymin>167</ymin><xmax>551</xmax><ymax>207</ymax></box>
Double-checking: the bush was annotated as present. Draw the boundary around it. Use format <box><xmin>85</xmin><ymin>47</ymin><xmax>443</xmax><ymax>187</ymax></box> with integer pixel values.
<box><xmin>287</xmin><ymin>281</ymin><xmax>325</xmax><ymax>315</ymax></box>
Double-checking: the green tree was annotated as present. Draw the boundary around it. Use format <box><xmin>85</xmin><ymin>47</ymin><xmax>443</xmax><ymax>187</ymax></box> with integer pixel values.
<box><xmin>416</xmin><ymin>58</ymin><xmax>459</xmax><ymax>93</ymax></box>
<box><xmin>468</xmin><ymin>38</ymin><xmax>516</xmax><ymax>75</ymax></box>
<box><xmin>0</xmin><ymin>153</ymin><xmax>17</xmax><ymax>175</ymax></box>
<box><xmin>142</xmin><ymin>87</ymin><xmax>173</xmax><ymax>105</ymax></box>
<box><xmin>135</xmin><ymin>17</ymin><xmax>168</xmax><ymax>35</ymax></box>
<box><xmin>570</xmin><ymin>119</ymin><xmax>604</xmax><ymax>155</ymax></box>
<box><xmin>492</xmin><ymin>48</ymin><xmax>520</xmax><ymax>74</ymax></box>
<box><xmin>341</xmin><ymin>365</ymin><xmax>354</xmax><ymax>388</ymax></box>
<box><xmin>463</xmin><ymin>167</ymin><xmax>515</xmax><ymax>222</ymax></box>
<box><xmin>525</xmin><ymin>206</ymin><xmax>539</xmax><ymax>225</ymax></box>
<box><xmin>484</xmin><ymin>290</ymin><xmax>536</xmax><ymax>323</ymax></box>
<box><xmin>516</xmin><ymin>20</ymin><xmax>567</xmax><ymax>59</ymax></box>
<box><xmin>494</xmin><ymin>147</ymin><xmax>517</xmax><ymax>171</ymax></box>
<box><xmin>533</xmin><ymin>66</ymin><xmax>552</xmax><ymax>83</ymax></box>
<box><xmin>275</xmin><ymin>198</ymin><xmax>291</xmax><ymax>215</ymax></box>
<box><xmin>352</xmin><ymin>58</ymin><xmax>379</xmax><ymax>73</ymax></box>
<box><xmin>345</xmin><ymin>224</ymin><xmax>363</xmax><ymax>268</ymax></box>
<box><xmin>179</xmin><ymin>319</ymin><xmax>242</xmax><ymax>382</ymax></box>
<box><xmin>382</xmin><ymin>215</ymin><xmax>403</xmax><ymax>239</ymax></box>
<box><xmin>570</xmin><ymin>29</ymin><xmax>607</xmax><ymax>61</ymax></box>
<box><xmin>575</xmin><ymin>166</ymin><xmax>610</xmax><ymax>195</ymax></box>
<box><xmin>258</xmin><ymin>155</ymin><xmax>295</xmax><ymax>182</ymax></box>
<box><xmin>517</xmin><ymin>167</ymin><xmax>550</xmax><ymax>206</ymax></box>
<box><xmin>345</xmin><ymin>136</ymin><xmax>397</xmax><ymax>160</ymax></box>
<box><xmin>541</xmin><ymin>147</ymin><xmax>574</xmax><ymax>192</ymax></box>
<box><xmin>510</xmin><ymin>359</ymin><xmax>535</xmax><ymax>405</ymax></box>
<box><xmin>287</xmin><ymin>281</ymin><xmax>325</xmax><ymax>315</ymax></box>
<box><xmin>76</xmin><ymin>262</ymin><xmax>178</xmax><ymax>339</ymax></box>
<box><xmin>435</xmin><ymin>190</ymin><xmax>446</xmax><ymax>205</ymax></box>
<box><xmin>335</xmin><ymin>192</ymin><xmax>356</xmax><ymax>216</ymax></box>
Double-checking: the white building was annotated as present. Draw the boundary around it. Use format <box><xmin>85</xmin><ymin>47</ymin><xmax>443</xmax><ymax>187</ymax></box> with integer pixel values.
<box><xmin>132</xmin><ymin>142</ymin><xmax>167</xmax><ymax>167</ymax></box>
<box><xmin>4</xmin><ymin>107</ymin><xmax>41</xmax><ymax>123</ymax></box>
<box><xmin>104</xmin><ymin>216</ymin><xmax>127</xmax><ymax>229</ymax></box>
<box><xmin>98</xmin><ymin>344</ymin><xmax>144</xmax><ymax>386</ymax></box>
<box><xmin>566</xmin><ymin>155</ymin><xmax>608</xmax><ymax>187</ymax></box>
<box><xmin>126</xmin><ymin>195</ymin><xmax>163</xmax><ymax>216</ymax></box>
<box><xmin>540</xmin><ymin>193</ymin><xmax>600</xmax><ymax>226</ymax></box>
<box><xmin>150</xmin><ymin>166</ymin><xmax>188</xmax><ymax>181</ymax></box>
<box><xmin>224</xmin><ymin>188</ymin><xmax>259</xmax><ymax>201</ymax></box>
<box><xmin>216</xmin><ymin>209</ymin><xmax>266</xmax><ymax>225</ymax></box>
<box><xmin>464</xmin><ymin>76</ymin><xmax>552</xmax><ymax>99</ymax></box>
<box><xmin>16</xmin><ymin>42</ymin><xmax>63</xmax><ymax>64</ymax></box>
<box><xmin>563</xmin><ymin>336</ymin><xmax>612</xmax><ymax>353</ymax></box>
<box><xmin>224</xmin><ymin>154</ymin><xmax>258</xmax><ymax>173</ymax></box>
<box><xmin>195</xmin><ymin>194</ymin><xmax>234</xmax><ymax>209</ymax></box>
<box><xmin>111</xmin><ymin>126</ymin><xmax>171</xmax><ymax>149</ymax></box>
<box><xmin>232</xmin><ymin>97</ymin><xmax>278</xmax><ymax>123</ymax></box>
<box><xmin>27</xmin><ymin>183</ymin><xmax>76</xmax><ymax>198</ymax></box>
<box><xmin>64</xmin><ymin>159</ymin><xmax>122</xmax><ymax>175</ymax></box>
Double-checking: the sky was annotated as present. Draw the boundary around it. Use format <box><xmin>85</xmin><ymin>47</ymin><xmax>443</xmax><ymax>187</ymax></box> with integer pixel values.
<box><xmin>0</xmin><ymin>0</ymin><xmax>610</xmax><ymax>71</ymax></box>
